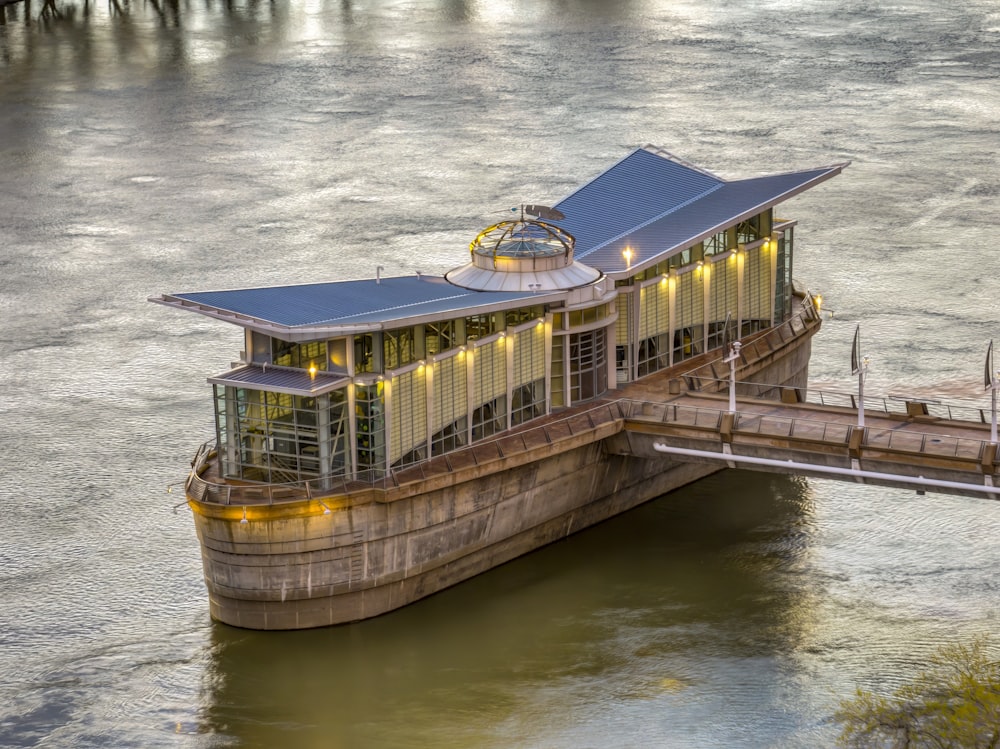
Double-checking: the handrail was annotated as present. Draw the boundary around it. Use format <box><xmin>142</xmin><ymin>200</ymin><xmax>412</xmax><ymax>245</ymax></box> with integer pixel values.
<box><xmin>187</xmin><ymin>400</ymin><xmax>628</xmax><ymax>506</ymax></box>
<box><xmin>620</xmin><ymin>399</ymin><xmax>995</xmax><ymax>463</ymax></box>
<box><xmin>681</xmin><ymin>377</ymin><xmax>991</xmax><ymax>424</ymax></box>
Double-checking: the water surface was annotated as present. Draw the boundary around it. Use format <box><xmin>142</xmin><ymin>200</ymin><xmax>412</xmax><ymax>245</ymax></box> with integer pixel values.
<box><xmin>1</xmin><ymin>1</ymin><xmax>999</xmax><ymax>746</ymax></box>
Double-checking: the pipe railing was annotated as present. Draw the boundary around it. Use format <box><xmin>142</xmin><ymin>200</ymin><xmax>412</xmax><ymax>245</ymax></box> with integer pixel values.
<box><xmin>186</xmin><ymin>400</ymin><xmax>627</xmax><ymax>506</ymax></box>
<box><xmin>620</xmin><ymin>399</ymin><xmax>995</xmax><ymax>464</ymax></box>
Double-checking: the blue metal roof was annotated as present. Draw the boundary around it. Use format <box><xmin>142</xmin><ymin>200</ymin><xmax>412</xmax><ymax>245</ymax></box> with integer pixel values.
<box><xmin>153</xmin><ymin>275</ymin><xmax>551</xmax><ymax>332</ymax></box>
<box><xmin>152</xmin><ymin>145</ymin><xmax>846</xmax><ymax>334</ymax></box>
<box><xmin>553</xmin><ymin>146</ymin><xmax>847</xmax><ymax>274</ymax></box>
<box><xmin>553</xmin><ymin>148</ymin><xmax>724</xmax><ymax>255</ymax></box>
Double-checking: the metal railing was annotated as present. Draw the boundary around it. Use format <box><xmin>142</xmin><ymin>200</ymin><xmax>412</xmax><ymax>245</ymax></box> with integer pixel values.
<box><xmin>186</xmin><ymin>400</ymin><xmax>627</xmax><ymax>506</ymax></box>
<box><xmin>619</xmin><ymin>399</ymin><xmax>995</xmax><ymax>463</ymax></box>
<box><xmin>678</xmin><ymin>377</ymin><xmax>991</xmax><ymax>425</ymax></box>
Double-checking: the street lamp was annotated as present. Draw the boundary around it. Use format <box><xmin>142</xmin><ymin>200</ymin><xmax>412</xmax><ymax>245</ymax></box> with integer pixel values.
<box><xmin>986</xmin><ymin>340</ymin><xmax>998</xmax><ymax>444</ymax></box>
<box><xmin>851</xmin><ymin>325</ymin><xmax>869</xmax><ymax>428</ymax></box>
<box><xmin>724</xmin><ymin>340</ymin><xmax>742</xmax><ymax>414</ymax></box>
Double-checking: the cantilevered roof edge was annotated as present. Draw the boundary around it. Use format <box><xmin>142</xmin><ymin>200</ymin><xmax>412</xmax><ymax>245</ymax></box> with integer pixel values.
<box><xmin>148</xmin><ymin>285</ymin><xmax>569</xmax><ymax>341</ymax></box>
<box><xmin>575</xmin><ymin>181</ymin><xmax>726</xmax><ymax>259</ymax></box>
<box><xmin>549</xmin><ymin>143</ymin><xmax>725</xmax><ymax>211</ymax></box>
<box><xmin>208</xmin><ymin>364</ymin><xmax>352</xmax><ymax>397</ymax></box>
<box><xmin>582</xmin><ymin>160</ymin><xmax>850</xmax><ymax>276</ymax></box>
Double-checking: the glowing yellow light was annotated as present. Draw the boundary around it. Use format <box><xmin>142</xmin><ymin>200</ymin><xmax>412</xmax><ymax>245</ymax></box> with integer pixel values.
<box><xmin>814</xmin><ymin>294</ymin><xmax>823</xmax><ymax>312</ymax></box>
<box><xmin>308</xmin><ymin>363</ymin><xmax>318</xmax><ymax>378</ymax></box>
<box><xmin>623</xmin><ymin>246</ymin><xmax>633</xmax><ymax>267</ymax></box>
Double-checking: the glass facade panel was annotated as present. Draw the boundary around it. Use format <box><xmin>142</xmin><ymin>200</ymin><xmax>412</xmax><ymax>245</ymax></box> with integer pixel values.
<box><xmin>774</xmin><ymin>228</ymin><xmax>793</xmax><ymax>322</ymax></box>
<box><xmin>273</xmin><ymin>340</ymin><xmax>327</xmax><ymax>371</ymax></box>
<box><xmin>672</xmin><ymin>268</ymin><xmax>704</xmax><ymax>363</ymax></box>
<box><xmin>743</xmin><ymin>242</ymin><xmax>773</xmax><ymax>335</ymax></box>
<box><xmin>551</xmin><ymin>337</ymin><xmax>565</xmax><ymax>408</ymax></box>
<box><xmin>383</xmin><ymin>328</ymin><xmax>416</xmax><ymax>370</ymax></box>
<box><xmin>390</xmin><ymin>369</ymin><xmax>427</xmax><ymax>468</ymax></box>
<box><xmin>465</xmin><ymin>313</ymin><xmax>498</xmax><ymax>341</ymax></box>
<box><xmin>569</xmin><ymin>328</ymin><xmax>608</xmax><ymax>403</ymax></box>
<box><xmin>355</xmin><ymin>382</ymin><xmax>386</xmax><ymax>477</ymax></box>
<box><xmin>472</xmin><ymin>396</ymin><xmax>506</xmax><ymax>441</ymax></box>
<box><xmin>424</xmin><ymin>320</ymin><xmax>456</xmax><ymax>356</ymax></box>
<box><xmin>354</xmin><ymin>334</ymin><xmax>378</xmax><ymax>373</ymax></box>
<box><xmin>638</xmin><ymin>281</ymin><xmax>670</xmax><ymax>377</ymax></box>
<box><xmin>215</xmin><ymin>385</ymin><xmax>349</xmax><ymax>484</ymax></box>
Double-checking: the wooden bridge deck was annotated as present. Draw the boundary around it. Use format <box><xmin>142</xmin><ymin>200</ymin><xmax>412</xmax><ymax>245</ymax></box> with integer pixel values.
<box><xmin>615</xmin><ymin>391</ymin><xmax>1000</xmax><ymax>500</ymax></box>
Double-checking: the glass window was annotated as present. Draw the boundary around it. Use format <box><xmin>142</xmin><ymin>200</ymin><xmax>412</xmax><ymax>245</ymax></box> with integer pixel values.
<box><xmin>354</xmin><ymin>334</ymin><xmax>377</xmax><ymax>373</ymax></box>
<box><xmin>431</xmin><ymin>417</ymin><xmax>468</xmax><ymax>457</ymax></box>
<box><xmin>215</xmin><ymin>385</ymin><xmax>349</xmax><ymax>484</ymax></box>
<box><xmin>472</xmin><ymin>396</ymin><xmax>507</xmax><ymax>442</ymax></box>
<box><xmin>465</xmin><ymin>313</ymin><xmax>497</xmax><ymax>341</ymax></box>
<box><xmin>272</xmin><ymin>340</ymin><xmax>327</xmax><ymax>371</ymax></box>
<box><xmin>568</xmin><ymin>328</ymin><xmax>608</xmax><ymax>403</ymax></box>
<box><xmin>383</xmin><ymin>328</ymin><xmax>416</xmax><ymax>370</ymax></box>
<box><xmin>355</xmin><ymin>382</ymin><xmax>386</xmax><ymax>478</ymax></box>
<box><xmin>424</xmin><ymin>320</ymin><xmax>456</xmax><ymax>356</ymax></box>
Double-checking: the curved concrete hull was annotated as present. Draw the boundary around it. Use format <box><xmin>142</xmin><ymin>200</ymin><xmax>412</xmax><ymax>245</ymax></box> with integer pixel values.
<box><xmin>189</xmin><ymin>312</ymin><xmax>818</xmax><ymax>629</ymax></box>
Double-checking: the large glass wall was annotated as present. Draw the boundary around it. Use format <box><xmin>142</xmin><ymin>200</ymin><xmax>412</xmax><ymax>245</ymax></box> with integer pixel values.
<box><xmin>773</xmin><ymin>227</ymin><xmax>794</xmax><ymax>322</ymax></box>
<box><xmin>355</xmin><ymin>382</ymin><xmax>386</xmax><ymax>478</ymax></box>
<box><xmin>744</xmin><ymin>239</ymin><xmax>774</xmax><ymax>335</ymax></box>
<box><xmin>472</xmin><ymin>337</ymin><xmax>507</xmax><ymax>441</ymax></box>
<box><xmin>248</xmin><ymin>334</ymin><xmax>349</xmax><ymax>374</ymax></box>
<box><xmin>511</xmin><ymin>322</ymin><xmax>546</xmax><ymax>426</ymax></box>
<box><xmin>638</xmin><ymin>279</ymin><xmax>669</xmax><ymax>378</ymax></box>
<box><xmin>569</xmin><ymin>328</ymin><xmax>607</xmax><ymax>402</ymax></box>
<box><xmin>215</xmin><ymin>385</ymin><xmax>349</xmax><ymax>483</ymax></box>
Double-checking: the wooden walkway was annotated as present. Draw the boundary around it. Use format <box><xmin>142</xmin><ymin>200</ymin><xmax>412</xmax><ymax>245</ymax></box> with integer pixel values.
<box><xmin>616</xmin><ymin>392</ymin><xmax>1000</xmax><ymax>499</ymax></box>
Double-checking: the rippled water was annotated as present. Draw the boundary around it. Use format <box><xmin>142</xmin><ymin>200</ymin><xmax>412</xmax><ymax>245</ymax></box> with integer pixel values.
<box><xmin>2</xmin><ymin>1</ymin><xmax>999</xmax><ymax>747</ymax></box>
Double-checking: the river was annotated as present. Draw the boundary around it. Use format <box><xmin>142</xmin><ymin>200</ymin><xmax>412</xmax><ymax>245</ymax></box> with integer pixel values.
<box><xmin>1</xmin><ymin>1</ymin><xmax>999</xmax><ymax>747</ymax></box>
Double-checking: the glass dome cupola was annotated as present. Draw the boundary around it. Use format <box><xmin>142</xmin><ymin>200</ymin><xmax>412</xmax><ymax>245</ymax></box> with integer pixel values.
<box><xmin>445</xmin><ymin>205</ymin><xmax>603</xmax><ymax>292</ymax></box>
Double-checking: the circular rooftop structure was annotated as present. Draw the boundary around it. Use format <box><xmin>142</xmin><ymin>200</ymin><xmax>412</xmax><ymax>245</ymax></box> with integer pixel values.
<box><xmin>445</xmin><ymin>211</ymin><xmax>602</xmax><ymax>292</ymax></box>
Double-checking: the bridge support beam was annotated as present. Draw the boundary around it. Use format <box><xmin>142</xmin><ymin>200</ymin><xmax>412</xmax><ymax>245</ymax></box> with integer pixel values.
<box><xmin>651</xmin><ymin>443</ymin><xmax>1000</xmax><ymax>499</ymax></box>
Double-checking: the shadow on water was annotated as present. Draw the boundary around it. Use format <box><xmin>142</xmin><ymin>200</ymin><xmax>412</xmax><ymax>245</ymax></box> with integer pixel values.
<box><xmin>196</xmin><ymin>470</ymin><xmax>821</xmax><ymax>748</ymax></box>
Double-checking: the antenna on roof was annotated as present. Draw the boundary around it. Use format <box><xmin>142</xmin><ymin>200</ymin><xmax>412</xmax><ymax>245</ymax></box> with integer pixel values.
<box><xmin>522</xmin><ymin>204</ymin><xmax>565</xmax><ymax>221</ymax></box>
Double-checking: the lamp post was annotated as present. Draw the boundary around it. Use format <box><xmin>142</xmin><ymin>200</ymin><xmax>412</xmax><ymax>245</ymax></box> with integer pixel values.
<box><xmin>724</xmin><ymin>341</ymin><xmax>742</xmax><ymax>414</ymax></box>
<box><xmin>987</xmin><ymin>340</ymin><xmax>998</xmax><ymax>444</ymax></box>
<box><xmin>851</xmin><ymin>325</ymin><xmax>869</xmax><ymax>428</ymax></box>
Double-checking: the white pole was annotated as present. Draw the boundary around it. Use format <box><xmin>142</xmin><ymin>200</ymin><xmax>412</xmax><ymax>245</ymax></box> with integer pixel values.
<box><xmin>724</xmin><ymin>341</ymin><xmax>742</xmax><ymax>414</ymax></box>
<box><xmin>858</xmin><ymin>361</ymin><xmax>866</xmax><ymax>428</ymax></box>
<box><xmin>652</xmin><ymin>443</ymin><xmax>1000</xmax><ymax>497</ymax></box>
<box><xmin>991</xmin><ymin>376</ymin><xmax>997</xmax><ymax>444</ymax></box>
<box><xmin>987</xmin><ymin>340</ymin><xmax>997</xmax><ymax>444</ymax></box>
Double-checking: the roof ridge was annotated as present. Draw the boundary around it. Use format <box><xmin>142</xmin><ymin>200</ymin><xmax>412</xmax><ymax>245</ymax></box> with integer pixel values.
<box><xmin>314</xmin><ymin>290</ymin><xmax>479</xmax><ymax>325</ymax></box>
<box><xmin>548</xmin><ymin>145</ymin><xmax>646</xmax><ymax>208</ymax></box>
<box><xmin>641</xmin><ymin>144</ymin><xmax>725</xmax><ymax>181</ymax></box>
<box><xmin>578</xmin><ymin>181</ymin><xmax>726</xmax><ymax>258</ymax></box>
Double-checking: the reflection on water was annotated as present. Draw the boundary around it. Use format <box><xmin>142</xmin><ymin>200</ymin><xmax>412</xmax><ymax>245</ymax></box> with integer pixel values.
<box><xmin>201</xmin><ymin>471</ymin><xmax>825</xmax><ymax>748</ymax></box>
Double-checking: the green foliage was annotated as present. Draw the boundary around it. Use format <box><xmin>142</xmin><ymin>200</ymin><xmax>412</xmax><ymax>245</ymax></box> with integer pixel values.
<box><xmin>835</xmin><ymin>636</ymin><xmax>1000</xmax><ymax>748</ymax></box>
